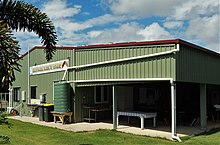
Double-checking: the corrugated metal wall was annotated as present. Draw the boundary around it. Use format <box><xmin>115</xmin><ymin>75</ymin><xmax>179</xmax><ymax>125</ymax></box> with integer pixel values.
<box><xmin>13</xmin><ymin>57</ymin><xmax>28</xmax><ymax>88</ymax></box>
<box><xmin>13</xmin><ymin>48</ymin><xmax>75</xmax><ymax>115</ymax></box>
<box><xmin>75</xmin><ymin>44</ymin><xmax>176</xmax><ymax>81</ymax></box>
<box><xmin>30</xmin><ymin>49</ymin><xmax>75</xmax><ymax>101</ymax></box>
<box><xmin>176</xmin><ymin>45</ymin><xmax>220</xmax><ymax>84</ymax></box>
<box><xmin>30</xmin><ymin>72</ymin><xmax>64</xmax><ymax>103</ymax></box>
<box><xmin>13</xmin><ymin>43</ymin><xmax>220</xmax><ymax>120</ymax></box>
<box><xmin>13</xmin><ymin>55</ymin><xmax>29</xmax><ymax>115</ymax></box>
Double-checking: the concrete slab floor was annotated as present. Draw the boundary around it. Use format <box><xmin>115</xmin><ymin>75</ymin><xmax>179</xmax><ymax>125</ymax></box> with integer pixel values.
<box><xmin>8</xmin><ymin>116</ymin><xmax>220</xmax><ymax>141</ymax></box>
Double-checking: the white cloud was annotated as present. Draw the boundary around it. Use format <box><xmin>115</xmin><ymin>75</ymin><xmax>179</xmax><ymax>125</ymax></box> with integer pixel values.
<box><xmin>108</xmin><ymin>0</ymin><xmax>219</xmax><ymax>20</ymax></box>
<box><xmin>185</xmin><ymin>14</ymin><xmax>220</xmax><ymax>51</ymax></box>
<box><xmin>41</xmin><ymin>0</ymin><xmax>84</xmax><ymax>36</ymax></box>
<box><xmin>109</xmin><ymin>0</ymin><xmax>180</xmax><ymax>17</ymax></box>
<box><xmin>42</xmin><ymin>0</ymin><xmax>135</xmax><ymax>34</ymax></box>
<box><xmin>57</xmin><ymin>33</ymin><xmax>87</xmax><ymax>46</ymax></box>
<box><xmin>172</xmin><ymin>0</ymin><xmax>219</xmax><ymax>20</ymax></box>
<box><xmin>42</xmin><ymin>0</ymin><xmax>81</xmax><ymax>19</ymax></box>
<box><xmin>163</xmin><ymin>21</ymin><xmax>183</xmax><ymax>29</ymax></box>
<box><xmin>87</xmin><ymin>31</ymin><xmax>102</xmax><ymax>38</ymax></box>
<box><xmin>87</xmin><ymin>22</ymin><xmax>144</xmax><ymax>44</ymax></box>
<box><xmin>16</xmin><ymin>0</ymin><xmax>138</xmax><ymax>52</ymax></box>
<box><xmin>84</xmin><ymin>14</ymin><xmax>134</xmax><ymax>27</ymax></box>
<box><xmin>41</xmin><ymin>0</ymin><xmax>136</xmax><ymax>46</ymax></box>
<box><xmin>53</xmin><ymin>14</ymin><xmax>137</xmax><ymax>47</ymax></box>
<box><xmin>107</xmin><ymin>0</ymin><xmax>219</xmax><ymax>51</ymax></box>
<box><xmin>138</xmin><ymin>23</ymin><xmax>173</xmax><ymax>41</ymax></box>
<box><xmin>87</xmin><ymin>22</ymin><xmax>173</xmax><ymax>44</ymax></box>
<box><xmin>13</xmin><ymin>31</ymin><xmax>41</xmax><ymax>54</ymax></box>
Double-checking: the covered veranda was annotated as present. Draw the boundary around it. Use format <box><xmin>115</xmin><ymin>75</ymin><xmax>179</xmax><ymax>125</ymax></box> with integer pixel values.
<box><xmin>74</xmin><ymin>78</ymin><xmax>220</xmax><ymax>141</ymax></box>
<box><xmin>74</xmin><ymin>79</ymin><xmax>203</xmax><ymax>141</ymax></box>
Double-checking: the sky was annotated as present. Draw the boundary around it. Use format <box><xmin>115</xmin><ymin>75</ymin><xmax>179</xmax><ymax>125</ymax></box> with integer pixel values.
<box><xmin>14</xmin><ymin>0</ymin><xmax>220</xmax><ymax>54</ymax></box>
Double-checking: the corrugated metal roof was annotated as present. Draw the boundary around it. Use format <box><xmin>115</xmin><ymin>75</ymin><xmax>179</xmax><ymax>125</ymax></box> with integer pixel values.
<box><xmin>20</xmin><ymin>39</ymin><xmax>220</xmax><ymax>59</ymax></box>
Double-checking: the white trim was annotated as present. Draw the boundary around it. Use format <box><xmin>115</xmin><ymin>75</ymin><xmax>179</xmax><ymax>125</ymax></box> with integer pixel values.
<box><xmin>74</xmin><ymin>78</ymin><xmax>173</xmax><ymax>83</ymax></box>
<box><xmin>68</xmin><ymin>48</ymin><xmax>179</xmax><ymax>70</ymax></box>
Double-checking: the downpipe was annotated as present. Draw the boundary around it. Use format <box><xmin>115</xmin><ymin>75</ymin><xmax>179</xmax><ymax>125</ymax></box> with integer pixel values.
<box><xmin>172</xmin><ymin>135</ymin><xmax>182</xmax><ymax>142</ymax></box>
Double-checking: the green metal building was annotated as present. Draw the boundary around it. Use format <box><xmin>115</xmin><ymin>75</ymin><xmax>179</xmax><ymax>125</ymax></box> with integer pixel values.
<box><xmin>11</xmin><ymin>39</ymin><xmax>220</xmax><ymax>140</ymax></box>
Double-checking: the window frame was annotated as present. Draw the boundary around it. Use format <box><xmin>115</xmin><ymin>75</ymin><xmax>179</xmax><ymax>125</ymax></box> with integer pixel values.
<box><xmin>13</xmin><ymin>87</ymin><xmax>20</xmax><ymax>102</ymax></box>
<box><xmin>94</xmin><ymin>86</ymin><xmax>109</xmax><ymax>104</ymax></box>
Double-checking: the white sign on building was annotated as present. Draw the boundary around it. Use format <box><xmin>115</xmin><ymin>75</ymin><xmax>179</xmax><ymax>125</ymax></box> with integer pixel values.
<box><xmin>30</xmin><ymin>59</ymin><xmax>69</xmax><ymax>75</ymax></box>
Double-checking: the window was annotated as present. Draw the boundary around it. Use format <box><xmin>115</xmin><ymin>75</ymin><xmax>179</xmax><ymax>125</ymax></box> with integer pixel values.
<box><xmin>31</xmin><ymin>86</ymin><xmax>37</xmax><ymax>99</ymax></box>
<box><xmin>13</xmin><ymin>88</ymin><xmax>20</xmax><ymax>102</ymax></box>
<box><xmin>94</xmin><ymin>86</ymin><xmax>109</xmax><ymax>104</ymax></box>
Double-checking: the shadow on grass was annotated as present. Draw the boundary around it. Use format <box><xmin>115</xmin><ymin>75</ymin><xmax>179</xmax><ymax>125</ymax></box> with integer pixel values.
<box><xmin>181</xmin><ymin>127</ymin><xmax>220</xmax><ymax>142</ymax></box>
<box><xmin>195</xmin><ymin>127</ymin><xmax>220</xmax><ymax>136</ymax></box>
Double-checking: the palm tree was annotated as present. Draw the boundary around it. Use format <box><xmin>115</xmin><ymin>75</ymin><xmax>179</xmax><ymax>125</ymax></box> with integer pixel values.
<box><xmin>0</xmin><ymin>0</ymin><xmax>57</xmax><ymax>88</ymax></box>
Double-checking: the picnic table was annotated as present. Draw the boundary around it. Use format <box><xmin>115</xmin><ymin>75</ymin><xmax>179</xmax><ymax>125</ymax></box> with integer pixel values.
<box><xmin>117</xmin><ymin>111</ymin><xmax>157</xmax><ymax>129</ymax></box>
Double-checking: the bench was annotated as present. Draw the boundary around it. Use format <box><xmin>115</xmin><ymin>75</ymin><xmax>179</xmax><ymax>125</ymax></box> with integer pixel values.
<box><xmin>52</xmin><ymin>112</ymin><xmax>73</xmax><ymax>125</ymax></box>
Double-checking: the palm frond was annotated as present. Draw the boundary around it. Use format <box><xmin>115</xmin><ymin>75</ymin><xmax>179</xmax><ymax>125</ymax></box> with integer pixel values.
<box><xmin>0</xmin><ymin>19</ymin><xmax>20</xmax><ymax>88</ymax></box>
<box><xmin>0</xmin><ymin>0</ymin><xmax>58</xmax><ymax>61</ymax></box>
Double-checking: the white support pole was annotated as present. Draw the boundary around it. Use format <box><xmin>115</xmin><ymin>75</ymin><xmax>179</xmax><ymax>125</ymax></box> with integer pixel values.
<box><xmin>140</xmin><ymin>117</ymin><xmax>144</xmax><ymax>130</ymax></box>
<box><xmin>113</xmin><ymin>85</ymin><xmax>117</xmax><ymax>129</ymax></box>
<box><xmin>27</xmin><ymin>46</ymin><xmax>30</xmax><ymax>104</ymax></box>
<box><xmin>200</xmin><ymin>84</ymin><xmax>207</xmax><ymax>130</ymax></box>
<box><xmin>8</xmin><ymin>87</ymin><xmax>13</xmax><ymax>107</ymax></box>
<box><xmin>171</xmin><ymin>81</ymin><xmax>181</xmax><ymax>141</ymax></box>
<box><xmin>171</xmin><ymin>82</ymin><xmax>176</xmax><ymax>136</ymax></box>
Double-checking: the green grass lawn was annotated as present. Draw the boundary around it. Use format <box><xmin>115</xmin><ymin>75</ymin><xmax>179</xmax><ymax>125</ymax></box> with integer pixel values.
<box><xmin>0</xmin><ymin>119</ymin><xmax>220</xmax><ymax>145</ymax></box>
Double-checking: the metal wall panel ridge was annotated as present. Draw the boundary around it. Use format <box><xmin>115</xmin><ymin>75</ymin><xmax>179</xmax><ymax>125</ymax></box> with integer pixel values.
<box><xmin>75</xmin><ymin>44</ymin><xmax>176</xmax><ymax>81</ymax></box>
<box><xmin>176</xmin><ymin>45</ymin><xmax>220</xmax><ymax>84</ymax></box>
